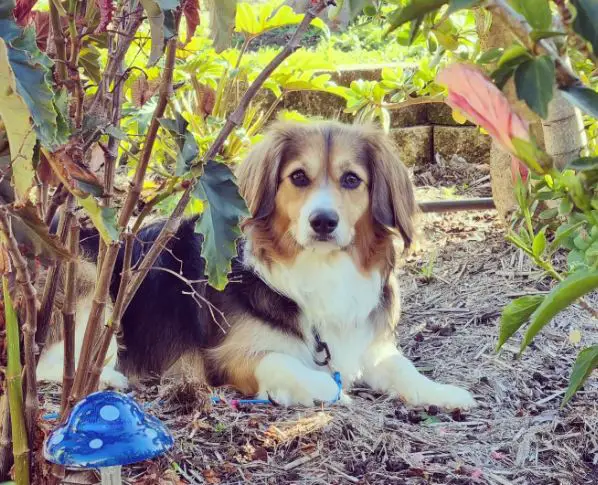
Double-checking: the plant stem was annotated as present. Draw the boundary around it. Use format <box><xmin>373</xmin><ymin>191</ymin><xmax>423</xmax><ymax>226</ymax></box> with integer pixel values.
<box><xmin>87</xmin><ymin>233</ymin><xmax>133</xmax><ymax>393</ymax></box>
<box><xmin>61</xmin><ymin>221</ymin><xmax>79</xmax><ymax>413</ymax></box>
<box><xmin>2</xmin><ymin>275</ymin><xmax>30</xmax><ymax>485</ymax></box>
<box><xmin>36</xmin><ymin>196</ymin><xmax>74</xmax><ymax>364</ymax></box>
<box><xmin>49</xmin><ymin>0</ymin><xmax>67</xmax><ymax>82</ymax></box>
<box><xmin>131</xmin><ymin>180</ymin><xmax>186</xmax><ymax>234</ymax></box>
<box><xmin>0</xmin><ymin>210</ymin><xmax>38</xmax><ymax>448</ymax></box>
<box><xmin>0</xmin><ymin>396</ymin><xmax>12</xmax><ymax>481</ymax></box>
<box><xmin>118</xmin><ymin>34</ymin><xmax>179</xmax><ymax>228</ymax></box>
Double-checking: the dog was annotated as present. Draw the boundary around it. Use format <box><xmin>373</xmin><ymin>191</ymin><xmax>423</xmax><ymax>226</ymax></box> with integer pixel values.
<box><xmin>38</xmin><ymin>121</ymin><xmax>476</xmax><ymax>409</ymax></box>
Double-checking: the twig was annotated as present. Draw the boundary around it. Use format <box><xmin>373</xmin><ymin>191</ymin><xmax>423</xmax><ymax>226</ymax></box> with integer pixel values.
<box><xmin>49</xmin><ymin>0</ymin><xmax>67</xmax><ymax>82</ymax></box>
<box><xmin>120</xmin><ymin>0</ymin><xmax>332</xmax><ymax>315</ymax></box>
<box><xmin>118</xmin><ymin>33</ymin><xmax>180</xmax><ymax>228</ymax></box>
<box><xmin>36</xmin><ymin>195</ymin><xmax>74</xmax><ymax>363</ymax></box>
<box><xmin>486</xmin><ymin>0</ymin><xmax>583</xmax><ymax>88</ymax></box>
<box><xmin>60</xmin><ymin>221</ymin><xmax>79</xmax><ymax>413</ymax></box>
<box><xmin>87</xmin><ymin>233</ymin><xmax>133</xmax><ymax>394</ymax></box>
<box><xmin>383</xmin><ymin>94</ymin><xmax>445</xmax><ymax>111</ymax></box>
<box><xmin>0</xmin><ymin>209</ymin><xmax>38</xmax><ymax>446</ymax></box>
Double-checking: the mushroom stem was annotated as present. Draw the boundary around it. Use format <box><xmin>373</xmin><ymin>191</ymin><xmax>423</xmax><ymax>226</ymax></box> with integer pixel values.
<box><xmin>100</xmin><ymin>465</ymin><xmax>122</xmax><ymax>485</ymax></box>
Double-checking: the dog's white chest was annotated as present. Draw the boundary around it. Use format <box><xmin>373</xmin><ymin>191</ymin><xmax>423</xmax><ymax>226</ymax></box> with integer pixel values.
<box><xmin>254</xmin><ymin>251</ymin><xmax>383</xmax><ymax>381</ymax></box>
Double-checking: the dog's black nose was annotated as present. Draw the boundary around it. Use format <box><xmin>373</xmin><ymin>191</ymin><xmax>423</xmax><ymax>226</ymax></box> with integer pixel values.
<box><xmin>309</xmin><ymin>210</ymin><xmax>339</xmax><ymax>235</ymax></box>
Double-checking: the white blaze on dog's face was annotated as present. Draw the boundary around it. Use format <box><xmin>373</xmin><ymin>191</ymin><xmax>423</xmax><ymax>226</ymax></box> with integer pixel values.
<box><xmin>237</xmin><ymin>121</ymin><xmax>416</xmax><ymax>270</ymax></box>
<box><xmin>277</xmin><ymin>138</ymin><xmax>370</xmax><ymax>250</ymax></box>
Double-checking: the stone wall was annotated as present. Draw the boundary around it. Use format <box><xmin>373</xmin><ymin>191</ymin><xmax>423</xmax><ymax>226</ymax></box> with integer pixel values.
<box><xmin>277</xmin><ymin>66</ymin><xmax>491</xmax><ymax>167</ymax></box>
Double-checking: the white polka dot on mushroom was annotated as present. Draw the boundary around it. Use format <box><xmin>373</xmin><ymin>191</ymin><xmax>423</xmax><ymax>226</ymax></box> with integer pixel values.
<box><xmin>99</xmin><ymin>405</ymin><xmax>120</xmax><ymax>421</ymax></box>
<box><xmin>89</xmin><ymin>438</ymin><xmax>103</xmax><ymax>449</ymax></box>
<box><xmin>145</xmin><ymin>428</ymin><xmax>158</xmax><ymax>439</ymax></box>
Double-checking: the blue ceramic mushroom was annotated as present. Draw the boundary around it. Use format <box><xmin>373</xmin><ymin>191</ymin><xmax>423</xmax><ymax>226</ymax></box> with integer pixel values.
<box><xmin>44</xmin><ymin>391</ymin><xmax>174</xmax><ymax>485</ymax></box>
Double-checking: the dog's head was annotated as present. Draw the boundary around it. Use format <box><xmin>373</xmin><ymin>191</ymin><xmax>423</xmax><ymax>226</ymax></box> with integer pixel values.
<box><xmin>237</xmin><ymin>121</ymin><xmax>416</xmax><ymax>268</ymax></box>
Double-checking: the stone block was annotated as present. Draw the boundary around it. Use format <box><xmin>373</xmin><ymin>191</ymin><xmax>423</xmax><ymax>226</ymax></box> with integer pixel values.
<box><xmin>390</xmin><ymin>126</ymin><xmax>433</xmax><ymax>166</ymax></box>
<box><xmin>433</xmin><ymin>126</ymin><xmax>491</xmax><ymax>163</ymax></box>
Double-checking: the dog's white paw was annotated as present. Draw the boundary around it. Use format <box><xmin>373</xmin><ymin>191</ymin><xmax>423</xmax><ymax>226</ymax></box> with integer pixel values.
<box><xmin>99</xmin><ymin>368</ymin><xmax>129</xmax><ymax>390</ymax></box>
<box><xmin>399</xmin><ymin>383</ymin><xmax>476</xmax><ymax>410</ymax></box>
<box><xmin>260</xmin><ymin>369</ymin><xmax>341</xmax><ymax>406</ymax></box>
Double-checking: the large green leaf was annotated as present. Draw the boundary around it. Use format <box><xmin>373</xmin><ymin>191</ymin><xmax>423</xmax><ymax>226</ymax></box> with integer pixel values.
<box><xmin>560</xmin><ymin>85</ymin><xmax>598</xmax><ymax>119</ymax></box>
<box><xmin>514</xmin><ymin>55</ymin><xmax>555</xmax><ymax>119</ymax></box>
<box><xmin>159</xmin><ymin>112</ymin><xmax>199</xmax><ymax>176</ymax></box>
<box><xmin>563</xmin><ymin>345</ymin><xmax>598</xmax><ymax>405</ymax></box>
<box><xmin>0</xmin><ymin>18</ymin><xmax>69</xmax><ymax>149</ymax></box>
<box><xmin>512</xmin><ymin>0</ymin><xmax>552</xmax><ymax>30</ymax></box>
<box><xmin>497</xmin><ymin>295</ymin><xmax>544</xmax><ymax>349</ymax></box>
<box><xmin>140</xmin><ymin>0</ymin><xmax>181</xmax><ymax>66</ymax></box>
<box><xmin>0</xmin><ymin>37</ymin><xmax>35</xmax><ymax>201</ymax></box>
<box><xmin>521</xmin><ymin>270</ymin><xmax>598</xmax><ymax>352</ymax></box>
<box><xmin>236</xmin><ymin>3</ymin><xmax>327</xmax><ymax>38</ymax></box>
<box><xmin>571</xmin><ymin>0</ymin><xmax>598</xmax><ymax>55</ymax></box>
<box><xmin>385</xmin><ymin>0</ymin><xmax>447</xmax><ymax>36</ymax></box>
<box><xmin>193</xmin><ymin>160</ymin><xmax>249</xmax><ymax>290</ymax></box>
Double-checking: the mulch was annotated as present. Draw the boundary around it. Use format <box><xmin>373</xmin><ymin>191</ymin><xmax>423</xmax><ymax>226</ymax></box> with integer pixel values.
<box><xmin>34</xmin><ymin>184</ymin><xmax>598</xmax><ymax>485</ymax></box>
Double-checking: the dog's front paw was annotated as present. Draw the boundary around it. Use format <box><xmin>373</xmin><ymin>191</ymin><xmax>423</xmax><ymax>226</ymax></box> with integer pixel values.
<box><xmin>99</xmin><ymin>367</ymin><xmax>129</xmax><ymax>390</ymax></box>
<box><xmin>259</xmin><ymin>369</ymin><xmax>341</xmax><ymax>407</ymax></box>
<box><xmin>400</xmin><ymin>383</ymin><xmax>476</xmax><ymax>410</ymax></box>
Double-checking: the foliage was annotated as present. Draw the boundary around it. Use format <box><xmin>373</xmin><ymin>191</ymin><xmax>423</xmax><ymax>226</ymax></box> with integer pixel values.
<box><xmin>394</xmin><ymin>0</ymin><xmax>598</xmax><ymax>405</ymax></box>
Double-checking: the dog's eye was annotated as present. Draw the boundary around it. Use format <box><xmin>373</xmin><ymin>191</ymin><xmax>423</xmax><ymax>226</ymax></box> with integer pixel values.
<box><xmin>290</xmin><ymin>169</ymin><xmax>310</xmax><ymax>187</ymax></box>
<box><xmin>341</xmin><ymin>172</ymin><xmax>362</xmax><ymax>190</ymax></box>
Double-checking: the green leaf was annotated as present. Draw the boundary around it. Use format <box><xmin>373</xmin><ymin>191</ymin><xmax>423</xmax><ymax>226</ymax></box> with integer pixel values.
<box><xmin>551</xmin><ymin>221</ymin><xmax>585</xmax><ymax>253</ymax></box>
<box><xmin>532</xmin><ymin>228</ymin><xmax>547</xmax><ymax>257</ymax></box>
<box><xmin>515</xmin><ymin>0</ymin><xmax>552</xmax><ymax>30</ymax></box>
<box><xmin>521</xmin><ymin>270</ymin><xmax>598</xmax><ymax>352</ymax></box>
<box><xmin>560</xmin><ymin>86</ymin><xmax>598</xmax><ymax>119</ymax></box>
<box><xmin>140</xmin><ymin>0</ymin><xmax>180</xmax><ymax>66</ymax></box>
<box><xmin>385</xmin><ymin>0</ymin><xmax>447</xmax><ymax>36</ymax></box>
<box><xmin>558</xmin><ymin>198</ymin><xmax>573</xmax><ymax>216</ymax></box>
<box><xmin>193</xmin><ymin>160</ymin><xmax>249</xmax><ymax>290</ymax></box>
<box><xmin>447</xmin><ymin>0</ymin><xmax>479</xmax><ymax>15</ymax></box>
<box><xmin>159</xmin><ymin>112</ymin><xmax>199</xmax><ymax>176</ymax></box>
<box><xmin>477</xmin><ymin>47</ymin><xmax>503</xmax><ymax>65</ymax></box>
<box><xmin>497</xmin><ymin>295</ymin><xmax>544</xmax><ymax>349</ymax></box>
<box><xmin>0</xmin><ymin>37</ymin><xmax>35</xmax><ymax>201</ymax></box>
<box><xmin>512</xmin><ymin>137</ymin><xmax>552</xmax><ymax>174</ymax></box>
<box><xmin>0</xmin><ymin>19</ymin><xmax>69</xmax><ymax>148</ymax></box>
<box><xmin>514</xmin><ymin>56</ymin><xmax>555</xmax><ymax>119</ymax></box>
<box><xmin>491</xmin><ymin>44</ymin><xmax>532</xmax><ymax>89</ymax></box>
<box><xmin>571</xmin><ymin>0</ymin><xmax>598</xmax><ymax>55</ymax></box>
<box><xmin>566</xmin><ymin>156</ymin><xmax>598</xmax><ymax>171</ymax></box>
<box><xmin>77</xmin><ymin>196</ymin><xmax>120</xmax><ymax>244</ymax></box>
<box><xmin>79</xmin><ymin>44</ymin><xmax>102</xmax><ymax>84</ymax></box>
<box><xmin>563</xmin><ymin>345</ymin><xmax>598</xmax><ymax>405</ymax></box>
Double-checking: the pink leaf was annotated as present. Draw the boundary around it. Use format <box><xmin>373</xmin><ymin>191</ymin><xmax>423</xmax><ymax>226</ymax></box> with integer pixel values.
<box><xmin>183</xmin><ymin>0</ymin><xmax>200</xmax><ymax>45</ymax></box>
<box><xmin>437</xmin><ymin>63</ymin><xmax>530</xmax><ymax>157</ymax></box>
<box><xmin>95</xmin><ymin>0</ymin><xmax>114</xmax><ymax>33</ymax></box>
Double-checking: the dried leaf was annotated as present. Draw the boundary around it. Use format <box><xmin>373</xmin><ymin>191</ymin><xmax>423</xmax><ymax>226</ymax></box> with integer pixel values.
<box><xmin>183</xmin><ymin>0</ymin><xmax>200</xmax><ymax>44</ymax></box>
<box><xmin>131</xmin><ymin>76</ymin><xmax>160</xmax><ymax>107</ymax></box>
<box><xmin>12</xmin><ymin>0</ymin><xmax>38</xmax><ymax>25</ymax></box>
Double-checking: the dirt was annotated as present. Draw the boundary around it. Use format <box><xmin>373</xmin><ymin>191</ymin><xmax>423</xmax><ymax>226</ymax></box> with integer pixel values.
<box><xmin>36</xmin><ymin>180</ymin><xmax>598</xmax><ymax>485</ymax></box>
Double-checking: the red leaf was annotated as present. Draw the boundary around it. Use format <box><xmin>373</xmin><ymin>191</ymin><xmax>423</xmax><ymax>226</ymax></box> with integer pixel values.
<box><xmin>183</xmin><ymin>0</ymin><xmax>200</xmax><ymax>44</ymax></box>
<box><xmin>31</xmin><ymin>11</ymin><xmax>50</xmax><ymax>51</ymax></box>
<box><xmin>13</xmin><ymin>0</ymin><xmax>38</xmax><ymax>25</ymax></box>
<box><xmin>95</xmin><ymin>0</ymin><xmax>115</xmax><ymax>33</ymax></box>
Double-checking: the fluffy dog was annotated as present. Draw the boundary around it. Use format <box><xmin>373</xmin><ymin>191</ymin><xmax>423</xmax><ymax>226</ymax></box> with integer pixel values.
<box><xmin>38</xmin><ymin>121</ymin><xmax>476</xmax><ymax>409</ymax></box>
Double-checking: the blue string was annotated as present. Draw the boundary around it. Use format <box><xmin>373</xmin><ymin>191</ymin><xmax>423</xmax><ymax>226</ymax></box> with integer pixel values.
<box><xmin>42</xmin><ymin>372</ymin><xmax>343</xmax><ymax>419</ymax></box>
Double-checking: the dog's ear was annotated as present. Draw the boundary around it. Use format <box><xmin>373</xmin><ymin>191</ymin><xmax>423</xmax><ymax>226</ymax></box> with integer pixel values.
<box><xmin>364</xmin><ymin>128</ymin><xmax>417</xmax><ymax>249</ymax></box>
<box><xmin>236</xmin><ymin>122</ymin><xmax>295</xmax><ymax>219</ymax></box>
